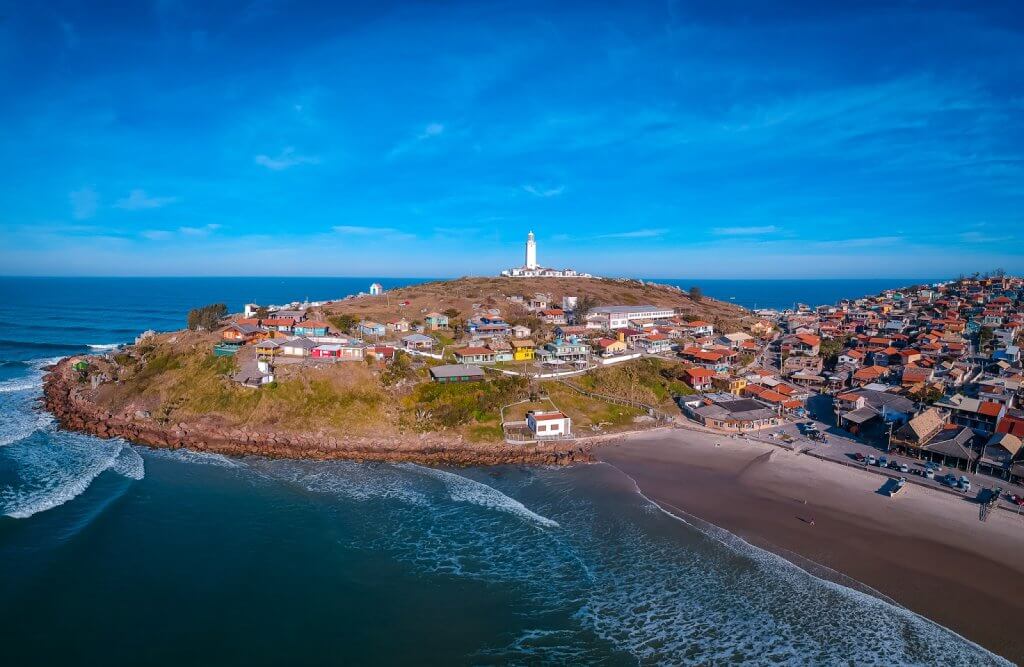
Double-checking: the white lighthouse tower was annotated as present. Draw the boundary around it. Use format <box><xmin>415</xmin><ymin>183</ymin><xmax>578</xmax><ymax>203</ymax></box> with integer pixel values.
<box><xmin>525</xmin><ymin>231</ymin><xmax>538</xmax><ymax>269</ymax></box>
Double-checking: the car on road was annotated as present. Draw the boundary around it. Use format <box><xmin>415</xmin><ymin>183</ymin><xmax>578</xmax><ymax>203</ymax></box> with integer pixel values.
<box><xmin>866</xmin><ymin>455</ymin><xmax>877</xmax><ymax>466</ymax></box>
<box><xmin>958</xmin><ymin>476</ymin><xmax>971</xmax><ymax>492</ymax></box>
<box><xmin>924</xmin><ymin>469</ymin><xmax>935</xmax><ymax>480</ymax></box>
<box><xmin>944</xmin><ymin>473</ymin><xmax>959</xmax><ymax>487</ymax></box>
<box><xmin>878</xmin><ymin>456</ymin><xmax>888</xmax><ymax>467</ymax></box>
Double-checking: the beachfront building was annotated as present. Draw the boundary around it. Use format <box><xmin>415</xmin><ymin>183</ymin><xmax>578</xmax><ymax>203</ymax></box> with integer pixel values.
<box><xmin>294</xmin><ymin>321</ymin><xmax>330</xmax><ymax>337</ymax></box>
<box><xmin>429</xmin><ymin>364</ymin><xmax>485</xmax><ymax>383</ymax></box>
<box><xmin>540</xmin><ymin>339</ymin><xmax>591</xmax><ymax>364</ymax></box>
<box><xmin>681</xmin><ymin>395</ymin><xmax>782</xmax><ymax>431</ymax></box>
<box><xmin>311</xmin><ymin>343</ymin><xmax>365</xmax><ymax>361</ymax></box>
<box><xmin>501</xmin><ymin>231</ymin><xmax>593</xmax><ymax>278</ymax></box>
<box><xmin>511</xmin><ymin>339</ymin><xmax>536</xmax><ymax>361</ymax></box>
<box><xmin>526</xmin><ymin>410</ymin><xmax>572</xmax><ymax>438</ymax></box>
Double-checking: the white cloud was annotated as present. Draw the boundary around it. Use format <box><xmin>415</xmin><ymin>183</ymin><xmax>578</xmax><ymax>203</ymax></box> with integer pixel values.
<box><xmin>70</xmin><ymin>187</ymin><xmax>99</xmax><ymax>220</ymax></box>
<box><xmin>179</xmin><ymin>224</ymin><xmax>221</xmax><ymax>236</ymax></box>
<box><xmin>254</xmin><ymin>147</ymin><xmax>320</xmax><ymax>170</ymax></box>
<box><xmin>141</xmin><ymin>230</ymin><xmax>173</xmax><ymax>241</ymax></box>
<box><xmin>712</xmin><ymin>225</ymin><xmax>778</xmax><ymax>236</ymax></box>
<box><xmin>333</xmin><ymin>225</ymin><xmax>414</xmax><ymax>240</ymax></box>
<box><xmin>418</xmin><ymin>123</ymin><xmax>445</xmax><ymax>139</ymax></box>
<box><xmin>115</xmin><ymin>189</ymin><xmax>179</xmax><ymax>210</ymax></box>
<box><xmin>523</xmin><ymin>184</ymin><xmax>566</xmax><ymax>198</ymax></box>
<box><xmin>598</xmin><ymin>228</ymin><xmax>667</xmax><ymax>239</ymax></box>
<box><xmin>958</xmin><ymin>231</ymin><xmax>1013</xmax><ymax>243</ymax></box>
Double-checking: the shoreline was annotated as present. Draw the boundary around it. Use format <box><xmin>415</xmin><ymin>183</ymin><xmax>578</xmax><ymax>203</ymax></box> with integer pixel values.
<box><xmin>42</xmin><ymin>357</ymin><xmax>593</xmax><ymax>467</ymax></box>
<box><xmin>597</xmin><ymin>429</ymin><xmax>1024</xmax><ymax>664</ymax></box>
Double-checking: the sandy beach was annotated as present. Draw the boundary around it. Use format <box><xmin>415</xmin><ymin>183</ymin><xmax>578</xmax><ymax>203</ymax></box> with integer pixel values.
<box><xmin>598</xmin><ymin>429</ymin><xmax>1024</xmax><ymax>664</ymax></box>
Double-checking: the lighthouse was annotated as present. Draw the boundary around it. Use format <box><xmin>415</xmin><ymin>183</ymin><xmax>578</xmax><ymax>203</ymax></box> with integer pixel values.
<box><xmin>525</xmin><ymin>231</ymin><xmax>538</xmax><ymax>269</ymax></box>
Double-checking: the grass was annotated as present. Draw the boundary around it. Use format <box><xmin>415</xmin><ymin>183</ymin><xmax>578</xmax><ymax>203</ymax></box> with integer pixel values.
<box><xmin>542</xmin><ymin>382</ymin><xmax>645</xmax><ymax>431</ymax></box>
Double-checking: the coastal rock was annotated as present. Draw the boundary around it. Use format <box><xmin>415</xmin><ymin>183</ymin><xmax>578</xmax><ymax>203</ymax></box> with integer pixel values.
<box><xmin>41</xmin><ymin>357</ymin><xmax>594</xmax><ymax>466</ymax></box>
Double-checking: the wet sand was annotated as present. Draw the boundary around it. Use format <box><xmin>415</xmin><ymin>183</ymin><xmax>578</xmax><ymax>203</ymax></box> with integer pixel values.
<box><xmin>598</xmin><ymin>429</ymin><xmax>1024</xmax><ymax>664</ymax></box>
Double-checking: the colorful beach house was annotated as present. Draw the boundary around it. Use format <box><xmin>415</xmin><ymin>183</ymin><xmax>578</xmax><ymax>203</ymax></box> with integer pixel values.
<box><xmin>425</xmin><ymin>312</ymin><xmax>449</xmax><ymax>330</ymax></box>
<box><xmin>359</xmin><ymin>321</ymin><xmax>387</xmax><ymax>338</ymax></box>
<box><xmin>311</xmin><ymin>343</ymin><xmax>364</xmax><ymax>361</ymax></box>
<box><xmin>222</xmin><ymin>322</ymin><xmax>261</xmax><ymax>344</ymax></box>
<box><xmin>511</xmin><ymin>339</ymin><xmax>536</xmax><ymax>361</ymax></box>
<box><xmin>293</xmin><ymin>320</ymin><xmax>330</xmax><ymax>337</ymax></box>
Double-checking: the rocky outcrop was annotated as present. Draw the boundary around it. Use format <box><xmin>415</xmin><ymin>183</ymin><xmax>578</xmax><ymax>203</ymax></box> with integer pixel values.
<box><xmin>42</xmin><ymin>358</ymin><xmax>593</xmax><ymax>466</ymax></box>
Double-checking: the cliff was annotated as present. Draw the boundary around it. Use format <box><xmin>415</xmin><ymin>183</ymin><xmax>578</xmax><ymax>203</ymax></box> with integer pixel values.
<box><xmin>42</xmin><ymin>358</ymin><xmax>592</xmax><ymax>466</ymax></box>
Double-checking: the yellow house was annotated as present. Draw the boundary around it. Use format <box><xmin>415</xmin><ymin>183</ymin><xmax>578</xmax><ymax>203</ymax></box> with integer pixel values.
<box><xmin>511</xmin><ymin>339</ymin><xmax>536</xmax><ymax>361</ymax></box>
<box><xmin>713</xmin><ymin>375</ymin><xmax>747</xmax><ymax>396</ymax></box>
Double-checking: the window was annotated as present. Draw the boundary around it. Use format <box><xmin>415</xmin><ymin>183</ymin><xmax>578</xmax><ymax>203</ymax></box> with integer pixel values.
<box><xmin>537</xmin><ymin>424</ymin><xmax>547</xmax><ymax>432</ymax></box>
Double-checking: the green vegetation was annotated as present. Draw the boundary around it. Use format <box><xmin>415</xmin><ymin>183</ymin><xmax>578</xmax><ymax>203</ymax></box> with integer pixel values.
<box><xmin>543</xmin><ymin>382</ymin><xmax>644</xmax><ymax>429</ymax></box>
<box><xmin>573</xmin><ymin>358</ymin><xmax>691</xmax><ymax>408</ymax></box>
<box><xmin>329</xmin><ymin>314</ymin><xmax>357</xmax><ymax>333</ymax></box>
<box><xmin>405</xmin><ymin>375</ymin><xmax>529</xmax><ymax>431</ymax></box>
<box><xmin>689</xmin><ymin>286</ymin><xmax>702</xmax><ymax>302</ymax></box>
<box><xmin>186</xmin><ymin>303</ymin><xmax>228</xmax><ymax>331</ymax></box>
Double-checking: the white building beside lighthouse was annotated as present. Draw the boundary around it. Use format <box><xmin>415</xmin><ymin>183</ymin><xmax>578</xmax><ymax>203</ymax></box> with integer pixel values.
<box><xmin>501</xmin><ymin>231</ymin><xmax>593</xmax><ymax>278</ymax></box>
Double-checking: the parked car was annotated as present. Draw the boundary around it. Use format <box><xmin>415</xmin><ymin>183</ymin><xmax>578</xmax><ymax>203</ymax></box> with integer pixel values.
<box><xmin>944</xmin><ymin>474</ymin><xmax>959</xmax><ymax>487</ymax></box>
<box><xmin>924</xmin><ymin>469</ymin><xmax>935</xmax><ymax>480</ymax></box>
<box><xmin>958</xmin><ymin>476</ymin><xmax>971</xmax><ymax>493</ymax></box>
<box><xmin>853</xmin><ymin>453</ymin><xmax>865</xmax><ymax>462</ymax></box>
<box><xmin>888</xmin><ymin>460</ymin><xmax>900</xmax><ymax>470</ymax></box>
<box><xmin>878</xmin><ymin>456</ymin><xmax>888</xmax><ymax>467</ymax></box>
<box><xmin>867</xmin><ymin>455</ymin><xmax>877</xmax><ymax>466</ymax></box>
<box><xmin>899</xmin><ymin>463</ymin><xmax>909</xmax><ymax>473</ymax></box>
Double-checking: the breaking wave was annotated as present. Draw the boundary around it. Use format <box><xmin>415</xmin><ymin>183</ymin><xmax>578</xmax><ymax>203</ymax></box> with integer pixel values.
<box><xmin>1</xmin><ymin>434</ymin><xmax>144</xmax><ymax>519</ymax></box>
<box><xmin>87</xmin><ymin>343</ymin><xmax>122</xmax><ymax>351</ymax></box>
<box><xmin>141</xmin><ymin>447</ymin><xmax>240</xmax><ymax>468</ymax></box>
<box><xmin>405</xmin><ymin>464</ymin><xmax>560</xmax><ymax>528</ymax></box>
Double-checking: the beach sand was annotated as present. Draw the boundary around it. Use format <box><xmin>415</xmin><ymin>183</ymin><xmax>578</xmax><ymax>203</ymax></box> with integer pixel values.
<box><xmin>598</xmin><ymin>429</ymin><xmax>1024</xmax><ymax>664</ymax></box>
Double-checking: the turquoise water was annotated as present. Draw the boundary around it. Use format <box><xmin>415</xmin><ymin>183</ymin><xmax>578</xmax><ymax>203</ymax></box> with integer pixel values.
<box><xmin>0</xmin><ymin>276</ymin><xmax>1006</xmax><ymax>665</ymax></box>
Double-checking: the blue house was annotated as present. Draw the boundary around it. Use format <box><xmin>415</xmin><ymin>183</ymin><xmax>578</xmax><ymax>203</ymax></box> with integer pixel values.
<box><xmin>359</xmin><ymin>321</ymin><xmax>387</xmax><ymax>338</ymax></box>
<box><xmin>294</xmin><ymin>321</ymin><xmax>330</xmax><ymax>337</ymax></box>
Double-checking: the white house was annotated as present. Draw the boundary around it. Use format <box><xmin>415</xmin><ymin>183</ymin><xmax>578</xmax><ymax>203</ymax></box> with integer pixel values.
<box><xmin>527</xmin><ymin>410</ymin><xmax>572</xmax><ymax>438</ymax></box>
<box><xmin>281</xmin><ymin>337</ymin><xmax>317</xmax><ymax>357</ymax></box>
<box><xmin>369</xmin><ymin>282</ymin><xmax>384</xmax><ymax>295</ymax></box>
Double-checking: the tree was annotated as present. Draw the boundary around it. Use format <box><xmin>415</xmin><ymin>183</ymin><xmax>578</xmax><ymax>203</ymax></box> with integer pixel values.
<box><xmin>443</xmin><ymin>308</ymin><xmax>461</xmax><ymax>320</ymax></box>
<box><xmin>187</xmin><ymin>303</ymin><xmax>228</xmax><ymax>331</ymax></box>
<box><xmin>573</xmin><ymin>295</ymin><xmax>598</xmax><ymax>324</ymax></box>
<box><xmin>329</xmin><ymin>314</ymin><xmax>357</xmax><ymax>333</ymax></box>
<box><xmin>255</xmin><ymin>306</ymin><xmax>270</xmax><ymax>319</ymax></box>
<box><xmin>689</xmin><ymin>286</ymin><xmax>703</xmax><ymax>303</ymax></box>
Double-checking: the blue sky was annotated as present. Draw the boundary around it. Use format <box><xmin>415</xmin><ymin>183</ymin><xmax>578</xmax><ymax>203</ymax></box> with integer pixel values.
<box><xmin>1</xmin><ymin>0</ymin><xmax>1023</xmax><ymax>278</ymax></box>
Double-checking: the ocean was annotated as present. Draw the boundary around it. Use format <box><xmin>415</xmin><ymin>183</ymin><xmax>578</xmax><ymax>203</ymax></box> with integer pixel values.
<box><xmin>0</xmin><ymin>276</ymin><xmax>1001</xmax><ymax>665</ymax></box>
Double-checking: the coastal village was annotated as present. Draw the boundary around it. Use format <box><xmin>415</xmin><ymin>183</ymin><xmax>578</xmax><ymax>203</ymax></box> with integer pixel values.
<box><xmin>55</xmin><ymin>234</ymin><xmax>1024</xmax><ymax>510</ymax></box>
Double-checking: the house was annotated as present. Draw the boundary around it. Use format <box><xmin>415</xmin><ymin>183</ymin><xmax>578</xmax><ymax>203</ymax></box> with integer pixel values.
<box><xmin>976</xmin><ymin>433</ymin><xmax>1022</xmax><ymax>480</ymax></box>
<box><xmin>262</xmin><ymin>317</ymin><xmax>296</xmax><ymax>332</ymax></box>
<box><xmin>369</xmin><ymin>282</ymin><xmax>384</xmax><ymax>296</ymax></box>
<box><xmin>527</xmin><ymin>410</ymin><xmax>572</xmax><ymax>438</ymax></box>
<box><xmin>222</xmin><ymin>322</ymin><xmax>262</xmax><ymax>344</ymax></box>
<box><xmin>720</xmin><ymin>332</ymin><xmax>754</xmax><ymax>349</ymax></box>
<box><xmin>367</xmin><ymin>345</ymin><xmax>396</xmax><ymax>362</ymax></box>
<box><xmin>934</xmin><ymin>394</ymin><xmax>1005</xmax><ymax>434</ymax></box>
<box><xmin>891</xmin><ymin>408</ymin><xmax>947</xmax><ymax>456</ymax></box>
<box><xmin>232</xmin><ymin>359</ymin><xmax>274</xmax><ymax>388</ymax></box>
<box><xmin>637</xmin><ymin>334</ymin><xmax>674</xmax><ymax>354</ymax></box>
<box><xmin>712</xmin><ymin>375</ymin><xmax>747</xmax><ymax>396</ymax></box>
<box><xmin>681</xmin><ymin>320</ymin><xmax>714</xmax><ymax>337</ymax></box>
<box><xmin>512</xmin><ymin>324</ymin><xmax>532</xmax><ymax>339</ymax></box>
<box><xmin>401</xmin><ymin>333</ymin><xmax>435</xmax><ymax>351</ymax></box>
<box><xmin>453</xmin><ymin>346</ymin><xmax>496</xmax><ymax>364</ymax></box>
<box><xmin>685</xmin><ymin>368</ymin><xmax>716</xmax><ymax>392</ymax></box>
<box><xmin>595</xmin><ymin>337</ymin><xmax>628</xmax><ymax>356</ymax></box>
<box><xmin>254</xmin><ymin>339</ymin><xmax>285</xmax><ymax>357</ymax></box>
<box><xmin>852</xmin><ymin>365</ymin><xmax>888</xmax><ymax>386</ymax></box>
<box><xmin>425</xmin><ymin>312</ymin><xmax>449</xmax><ymax>330</ymax></box>
<box><xmin>311</xmin><ymin>343</ymin><xmax>365</xmax><ymax>361</ymax></box>
<box><xmin>281</xmin><ymin>337</ymin><xmax>317</xmax><ymax>357</ymax></box>
<box><xmin>540</xmin><ymin>308</ymin><xmax>567</xmax><ymax>325</ymax></box>
<box><xmin>488</xmin><ymin>340</ymin><xmax>514</xmax><ymax>362</ymax></box>
<box><xmin>429</xmin><ymin>364</ymin><xmax>485</xmax><ymax>383</ymax></box>
<box><xmin>359</xmin><ymin>321</ymin><xmax>387</xmax><ymax>338</ymax></box>
<box><xmin>294</xmin><ymin>321</ymin><xmax>330</xmax><ymax>337</ymax></box>
<box><xmin>542</xmin><ymin>339</ymin><xmax>591</xmax><ymax>364</ymax></box>
<box><xmin>511</xmin><ymin>339</ymin><xmax>536</xmax><ymax>361</ymax></box>
<box><xmin>782</xmin><ymin>333</ymin><xmax>821</xmax><ymax>356</ymax></box>
<box><xmin>834</xmin><ymin>389</ymin><xmax>914</xmax><ymax>433</ymax></box>
<box><xmin>387</xmin><ymin>318</ymin><xmax>411</xmax><ymax>333</ymax></box>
